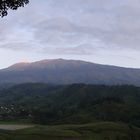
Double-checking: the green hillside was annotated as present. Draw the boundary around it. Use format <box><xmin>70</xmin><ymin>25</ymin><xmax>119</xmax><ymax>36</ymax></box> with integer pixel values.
<box><xmin>0</xmin><ymin>83</ymin><xmax>139</xmax><ymax>128</ymax></box>
<box><xmin>0</xmin><ymin>83</ymin><xmax>139</xmax><ymax>139</ymax></box>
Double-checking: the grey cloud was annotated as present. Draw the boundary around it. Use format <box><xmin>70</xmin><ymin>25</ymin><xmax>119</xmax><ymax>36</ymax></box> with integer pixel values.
<box><xmin>0</xmin><ymin>42</ymin><xmax>39</xmax><ymax>51</ymax></box>
<box><xmin>1</xmin><ymin>0</ymin><xmax>140</xmax><ymax>55</ymax></box>
<box><xmin>40</xmin><ymin>43</ymin><xmax>99</xmax><ymax>55</ymax></box>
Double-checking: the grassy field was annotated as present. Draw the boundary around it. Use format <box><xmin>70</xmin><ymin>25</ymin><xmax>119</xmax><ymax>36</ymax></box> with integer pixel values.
<box><xmin>0</xmin><ymin>122</ymin><xmax>139</xmax><ymax>140</ymax></box>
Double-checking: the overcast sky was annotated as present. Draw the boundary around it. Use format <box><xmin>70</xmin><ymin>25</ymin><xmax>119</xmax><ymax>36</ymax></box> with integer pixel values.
<box><xmin>0</xmin><ymin>0</ymin><xmax>140</xmax><ymax>68</ymax></box>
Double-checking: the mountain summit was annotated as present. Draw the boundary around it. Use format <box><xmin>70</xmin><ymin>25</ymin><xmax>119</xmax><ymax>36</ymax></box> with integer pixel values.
<box><xmin>1</xmin><ymin>59</ymin><xmax>140</xmax><ymax>85</ymax></box>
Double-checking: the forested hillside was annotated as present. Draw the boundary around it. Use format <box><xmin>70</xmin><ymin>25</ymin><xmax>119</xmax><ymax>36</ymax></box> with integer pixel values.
<box><xmin>0</xmin><ymin>83</ymin><xmax>139</xmax><ymax>128</ymax></box>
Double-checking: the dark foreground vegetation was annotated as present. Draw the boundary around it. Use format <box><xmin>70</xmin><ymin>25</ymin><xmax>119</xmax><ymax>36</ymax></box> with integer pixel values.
<box><xmin>0</xmin><ymin>0</ymin><xmax>29</xmax><ymax>17</ymax></box>
<box><xmin>0</xmin><ymin>83</ymin><xmax>140</xmax><ymax>139</ymax></box>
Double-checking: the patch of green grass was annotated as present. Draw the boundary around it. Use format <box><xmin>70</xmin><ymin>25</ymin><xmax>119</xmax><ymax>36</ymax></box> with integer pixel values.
<box><xmin>0</xmin><ymin>122</ymin><xmax>139</xmax><ymax>140</ymax></box>
<box><xmin>0</xmin><ymin>120</ymin><xmax>33</xmax><ymax>125</ymax></box>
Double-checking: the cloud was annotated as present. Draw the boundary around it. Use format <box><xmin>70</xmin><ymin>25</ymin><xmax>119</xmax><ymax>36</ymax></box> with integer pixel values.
<box><xmin>0</xmin><ymin>0</ymin><xmax>140</xmax><ymax>57</ymax></box>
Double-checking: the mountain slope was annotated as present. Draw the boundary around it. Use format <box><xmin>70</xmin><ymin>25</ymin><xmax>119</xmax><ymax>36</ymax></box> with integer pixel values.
<box><xmin>0</xmin><ymin>83</ymin><xmax>140</xmax><ymax>127</ymax></box>
<box><xmin>0</xmin><ymin>59</ymin><xmax>140</xmax><ymax>85</ymax></box>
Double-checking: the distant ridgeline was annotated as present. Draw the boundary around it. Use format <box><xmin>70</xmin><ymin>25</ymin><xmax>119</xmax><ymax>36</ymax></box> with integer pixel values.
<box><xmin>1</xmin><ymin>59</ymin><xmax>140</xmax><ymax>86</ymax></box>
<box><xmin>0</xmin><ymin>83</ymin><xmax>139</xmax><ymax>127</ymax></box>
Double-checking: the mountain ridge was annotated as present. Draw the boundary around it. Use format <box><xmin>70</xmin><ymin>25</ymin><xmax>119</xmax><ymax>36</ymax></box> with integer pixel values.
<box><xmin>0</xmin><ymin>59</ymin><xmax>140</xmax><ymax>85</ymax></box>
<box><xmin>6</xmin><ymin>59</ymin><xmax>140</xmax><ymax>70</ymax></box>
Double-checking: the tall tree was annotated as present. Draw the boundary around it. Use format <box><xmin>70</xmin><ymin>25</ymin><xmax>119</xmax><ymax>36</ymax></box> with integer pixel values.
<box><xmin>0</xmin><ymin>0</ymin><xmax>29</xmax><ymax>17</ymax></box>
